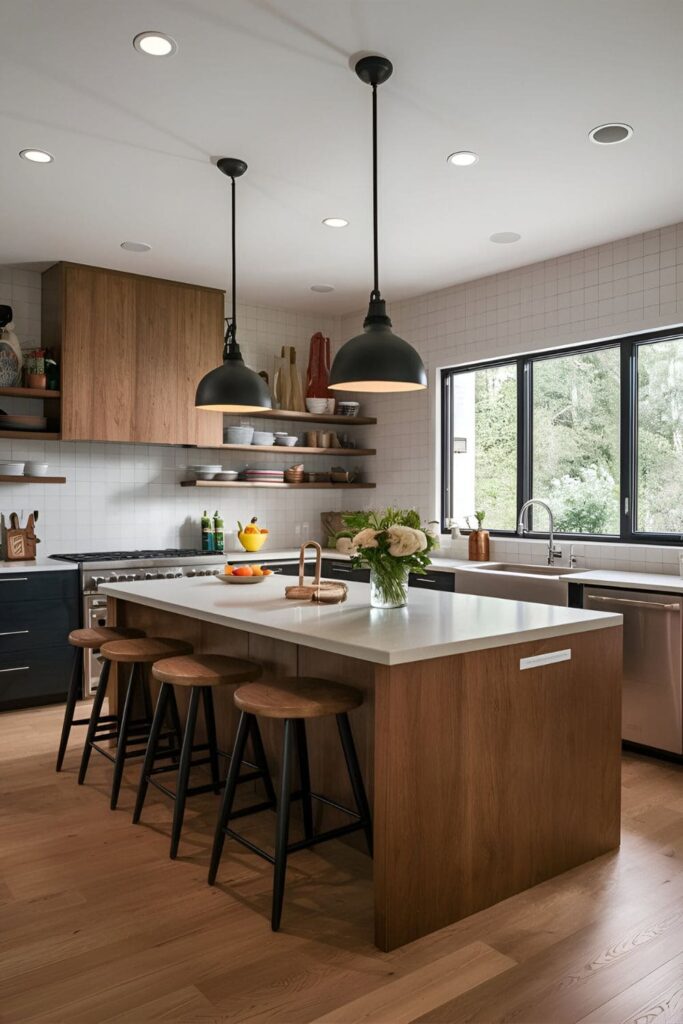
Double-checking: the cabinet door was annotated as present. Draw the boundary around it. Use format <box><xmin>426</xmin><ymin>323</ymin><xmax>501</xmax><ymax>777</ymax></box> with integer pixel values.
<box><xmin>176</xmin><ymin>287</ymin><xmax>224</xmax><ymax>447</ymax></box>
<box><xmin>61</xmin><ymin>265</ymin><xmax>136</xmax><ymax>441</ymax></box>
<box><xmin>133</xmin><ymin>277</ymin><xmax>181</xmax><ymax>444</ymax></box>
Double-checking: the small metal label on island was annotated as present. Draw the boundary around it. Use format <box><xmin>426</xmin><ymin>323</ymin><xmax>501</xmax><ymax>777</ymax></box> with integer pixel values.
<box><xmin>519</xmin><ymin>649</ymin><xmax>572</xmax><ymax>671</ymax></box>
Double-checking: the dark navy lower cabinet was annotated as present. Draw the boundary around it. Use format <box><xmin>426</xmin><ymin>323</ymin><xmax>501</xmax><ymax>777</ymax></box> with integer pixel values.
<box><xmin>0</xmin><ymin>570</ymin><xmax>79</xmax><ymax>711</ymax></box>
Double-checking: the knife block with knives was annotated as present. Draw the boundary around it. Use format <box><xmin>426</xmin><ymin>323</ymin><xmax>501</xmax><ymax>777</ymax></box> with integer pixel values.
<box><xmin>1</xmin><ymin>510</ymin><xmax>39</xmax><ymax>561</ymax></box>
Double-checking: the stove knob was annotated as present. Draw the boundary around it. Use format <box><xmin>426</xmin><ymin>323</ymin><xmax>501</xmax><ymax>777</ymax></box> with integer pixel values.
<box><xmin>163</xmin><ymin>571</ymin><xmax>174</xmax><ymax>579</ymax></box>
<box><xmin>91</xmin><ymin>575</ymin><xmax>105</xmax><ymax>589</ymax></box>
<box><xmin>186</xmin><ymin>569</ymin><xmax>196</xmax><ymax>577</ymax></box>
<box><xmin>210</xmin><ymin>568</ymin><xmax>220</xmax><ymax>575</ymax></box>
<box><xmin>108</xmin><ymin>573</ymin><xmax>119</xmax><ymax>583</ymax></box>
<box><xmin>145</xmin><ymin>572</ymin><xmax>156</xmax><ymax>580</ymax></box>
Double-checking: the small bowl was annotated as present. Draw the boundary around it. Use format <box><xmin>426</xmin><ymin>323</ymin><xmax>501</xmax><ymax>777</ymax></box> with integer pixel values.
<box><xmin>214</xmin><ymin>470</ymin><xmax>239</xmax><ymax>481</ymax></box>
<box><xmin>195</xmin><ymin>471</ymin><xmax>217</xmax><ymax>480</ymax></box>
<box><xmin>275</xmin><ymin>435</ymin><xmax>298</xmax><ymax>446</ymax></box>
<box><xmin>0</xmin><ymin>461</ymin><xmax>25</xmax><ymax>476</ymax></box>
<box><xmin>24</xmin><ymin>462</ymin><xmax>49</xmax><ymax>476</ymax></box>
<box><xmin>215</xmin><ymin>573</ymin><xmax>266</xmax><ymax>585</ymax></box>
<box><xmin>338</xmin><ymin>401</ymin><xmax>360</xmax><ymax>417</ymax></box>
<box><xmin>225</xmin><ymin>426</ymin><xmax>255</xmax><ymax>445</ymax></box>
<box><xmin>305</xmin><ymin>398</ymin><xmax>329</xmax><ymax>413</ymax></box>
<box><xmin>252</xmin><ymin>431</ymin><xmax>276</xmax><ymax>446</ymax></box>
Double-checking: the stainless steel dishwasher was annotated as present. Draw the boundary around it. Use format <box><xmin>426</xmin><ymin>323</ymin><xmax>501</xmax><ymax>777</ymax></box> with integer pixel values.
<box><xmin>584</xmin><ymin>587</ymin><xmax>683</xmax><ymax>754</ymax></box>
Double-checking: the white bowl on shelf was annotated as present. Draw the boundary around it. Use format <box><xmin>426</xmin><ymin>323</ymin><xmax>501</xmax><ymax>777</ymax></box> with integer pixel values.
<box><xmin>252</xmin><ymin>431</ymin><xmax>276</xmax><ymax>446</ymax></box>
<box><xmin>0</xmin><ymin>461</ymin><xmax>25</xmax><ymax>476</ymax></box>
<box><xmin>275</xmin><ymin>435</ymin><xmax>298</xmax><ymax>446</ymax></box>
<box><xmin>305</xmin><ymin>398</ymin><xmax>329</xmax><ymax>414</ymax></box>
<box><xmin>214</xmin><ymin>470</ymin><xmax>239</xmax><ymax>481</ymax></box>
<box><xmin>225</xmin><ymin>426</ymin><xmax>255</xmax><ymax>445</ymax></box>
<box><xmin>24</xmin><ymin>462</ymin><xmax>49</xmax><ymax>476</ymax></box>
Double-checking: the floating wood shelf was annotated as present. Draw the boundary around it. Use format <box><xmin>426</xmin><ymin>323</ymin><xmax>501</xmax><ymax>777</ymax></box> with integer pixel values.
<box><xmin>0</xmin><ymin>431</ymin><xmax>62</xmax><ymax>441</ymax></box>
<box><xmin>0</xmin><ymin>387</ymin><xmax>61</xmax><ymax>399</ymax></box>
<box><xmin>0</xmin><ymin>475</ymin><xmax>66</xmax><ymax>484</ymax></box>
<box><xmin>181</xmin><ymin>480</ymin><xmax>376</xmax><ymax>490</ymax></box>
<box><xmin>224</xmin><ymin>409</ymin><xmax>376</xmax><ymax>426</ymax></box>
<box><xmin>218</xmin><ymin>443</ymin><xmax>376</xmax><ymax>456</ymax></box>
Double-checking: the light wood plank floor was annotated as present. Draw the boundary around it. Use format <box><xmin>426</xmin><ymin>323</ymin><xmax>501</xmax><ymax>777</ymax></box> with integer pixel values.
<box><xmin>1</xmin><ymin>702</ymin><xmax>683</xmax><ymax>1023</ymax></box>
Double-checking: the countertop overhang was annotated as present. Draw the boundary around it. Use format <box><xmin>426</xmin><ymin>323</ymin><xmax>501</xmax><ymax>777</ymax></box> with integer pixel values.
<box><xmin>99</xmin><ymin>576</ymin><xmax>621</xmax><ymax>666</ymax></box>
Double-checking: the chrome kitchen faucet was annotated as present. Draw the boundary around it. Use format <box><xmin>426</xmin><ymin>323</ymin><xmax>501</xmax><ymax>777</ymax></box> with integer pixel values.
<box><xmin>517</xmin><ymin>500</ymin><xmax>562</xmax><ymax>566</ymax></box>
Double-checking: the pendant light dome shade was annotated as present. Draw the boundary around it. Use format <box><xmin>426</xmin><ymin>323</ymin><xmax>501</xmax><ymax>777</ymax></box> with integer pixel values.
<box><xmin>329</xmin><ymin>56</ymin><xmax>427</xmax><ymax>394</ymax></box>
<box><xmin>328</xmin><ymin>296</ymin><xmax>427</xmax><ymax>392</ymax></box>
<box><xmin>195</xmin><ymin>157</ymin><xmax>272</xmax><ymax>413</ymax></box>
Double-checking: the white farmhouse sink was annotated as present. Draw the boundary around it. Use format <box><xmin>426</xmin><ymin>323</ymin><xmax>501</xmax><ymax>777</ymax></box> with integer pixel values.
<box><xmin>454</xmin><ymin>563</ymin><xmax>584</xmax><ymax>606</ymax></box>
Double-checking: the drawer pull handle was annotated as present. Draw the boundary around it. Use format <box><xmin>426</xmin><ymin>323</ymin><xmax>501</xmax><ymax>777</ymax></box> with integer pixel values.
<box><xmin>0</xmin><ymin>666</ymin><xmax>29</xmax><ymax>673</ymax></box>
<box><xmin>0</xmin><ymin>577</ymin><xmax>28</xmax><ymax>583</ymax></box>
<box><xmin>586</xmin><ymin>594</ymin><xmax>680</xmax><ymax>612</ymax></box>
<box><xmin>331</xmin><ymin>566</ymin><xmax>353</xmax><ymax>574</ymax></box>
<box><xmin>0</xmin><ymin>630</ymin><xmax>30</xmax><ymax>637</ymax></box>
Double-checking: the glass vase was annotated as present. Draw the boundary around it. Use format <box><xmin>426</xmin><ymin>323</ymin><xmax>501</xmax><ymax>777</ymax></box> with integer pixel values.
<box><xmin>370</xmin><ymin>565</ymin><xmax>409</xmax><ymax>609</ymax></box>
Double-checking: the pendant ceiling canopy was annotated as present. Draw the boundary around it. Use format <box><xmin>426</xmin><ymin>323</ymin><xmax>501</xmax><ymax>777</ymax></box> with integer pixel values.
<box><xmin>329</xmin><ymin>56</ymin><xmax>427</xmax><ymax>395</ymax></box>
<box><xmin>195</xmin><ymin>157</ymin><xmax>272</xmax><ymax>413</ymax></box>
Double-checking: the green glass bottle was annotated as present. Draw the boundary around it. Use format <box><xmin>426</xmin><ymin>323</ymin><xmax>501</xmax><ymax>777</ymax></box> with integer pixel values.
<box><xmin>201</xmin><ymin>510</ymin><xmax>214</xmax><ymax>552</ymax></box>
<box><xmin>213</xmin><ymin>510</ymin><xmax>224</xmax><ymax>554</ymax></box>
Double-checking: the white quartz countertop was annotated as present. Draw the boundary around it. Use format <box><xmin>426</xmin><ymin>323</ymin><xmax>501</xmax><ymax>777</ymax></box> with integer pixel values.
<box><xmin>569</xmin><ymin>569</ymin><xmax>683</xmax><ymax>594</ymax></box>
<box><xmin>0</xmin><ymin>556</ymin><xmax>78</xmax><ymax>574</ymax></box>
<box><xmin>99</xmin><ymin>576</ymin><xmax>621</xmax><ymax>666</ymax></box>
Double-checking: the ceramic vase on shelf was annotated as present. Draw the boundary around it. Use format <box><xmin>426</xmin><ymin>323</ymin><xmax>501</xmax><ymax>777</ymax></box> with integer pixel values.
<box><xmin>306</xmin><ymin>332</ymin><xmax>332</xmax><ymax>397</ymax></box>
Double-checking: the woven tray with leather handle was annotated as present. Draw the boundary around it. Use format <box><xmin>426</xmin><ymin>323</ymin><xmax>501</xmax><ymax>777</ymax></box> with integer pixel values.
<box><xmin>285</xmin><ymin>541</ymin><xmax>348</xmax><ymax>604</ymax></box>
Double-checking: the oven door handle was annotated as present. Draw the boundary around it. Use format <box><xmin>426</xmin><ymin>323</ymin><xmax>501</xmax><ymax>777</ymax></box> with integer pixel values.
<box><xmin>586</xmin><ymin>594</ymin><xmax>681</xmax><ymax>612</ymax></box>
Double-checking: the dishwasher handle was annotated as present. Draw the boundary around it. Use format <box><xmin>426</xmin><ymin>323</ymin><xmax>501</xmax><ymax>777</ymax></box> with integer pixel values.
<box><xmin>586</xmin><ymin>594</ymin><xmax>681</xmax><ymax>612</ymax></box>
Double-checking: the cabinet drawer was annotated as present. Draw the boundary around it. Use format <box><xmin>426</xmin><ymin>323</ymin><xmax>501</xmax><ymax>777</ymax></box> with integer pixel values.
<box><xmin>0</xmin><ymin>570</ymin><xmax>78</xmax><ymax>604</ymax></box>
<box><xmin>0</xmin><ymin>599</ymin><xmax>77</xmax><ymax>652</ymax></box>
<box><xmin>0</xmin><ymin>644</ymin><xmax>76</xmax><ymax>710</ymax></box>
<box><xmin>322</xmin><ymin>560</ymin><xmax>370</xmax><ymax>584</ymax></box>
<box><xmin>409</xmin><ymin>570</ymin><xmax>455</xmax><ymax>593</ymax></box>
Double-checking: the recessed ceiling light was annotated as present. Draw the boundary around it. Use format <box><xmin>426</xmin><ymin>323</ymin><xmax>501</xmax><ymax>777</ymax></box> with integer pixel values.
<box><xmin>589</xmin><ymin>123</ymin><xmax>633</xmax><ymax>145</ymax></box>
<box><xmin>322</xmin><ymin>217</ymin><xmax>349</xmax><ymax>228</ymax></box>
<box><xmin>447</xmin><ymin>151</ymin><xmax>479</xmax><ymax>167</ymax></box>
<box><xmin>120</xmin><ymin>240</ymin><xmax>152</xmax><ymax>253</ymax></box>
<box><xmin>310</xmin><ymin>284</ymin><xmax>335</xmax><ymax>293</ymax></box>
<box><xmin>489</xmin><ymin>232</ymin><xmax>521</xmax><ymax>244</ymax></box>
<box><xmin>19</xmin><ymin>149</ymin><xmax>53</xmax><ymax>163</ymax></box>
<box><xmin>133</xmin><ymin>31</ymin><xmax>177</xmax><ymax>57</ymax></box>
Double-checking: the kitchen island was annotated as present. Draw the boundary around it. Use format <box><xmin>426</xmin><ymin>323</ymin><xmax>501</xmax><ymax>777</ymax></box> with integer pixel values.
<box><xmin>100</xmin><ymin>575</ymin><xmax>623</xmax><ymax>951</ymax></box>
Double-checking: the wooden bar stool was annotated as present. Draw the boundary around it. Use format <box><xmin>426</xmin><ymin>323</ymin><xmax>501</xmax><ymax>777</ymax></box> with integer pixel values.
<box><xmin>55</xmin><ymin>626</ymin><xmax>146</xmax><ymax>772</ymax></box>
<box><xmin>134</xmin><ymin>654</ymin><xmax>275</xmax><ymax>859</ymax></box>
<box><xmin>78</xmin><ymin>636</ymin><xmax>192</xmax><ymax>809</ymax></box>
<box><xmin>208</xmin><ymin>678</ymin><xmax>372</xmax><ymax>931</ymax></box>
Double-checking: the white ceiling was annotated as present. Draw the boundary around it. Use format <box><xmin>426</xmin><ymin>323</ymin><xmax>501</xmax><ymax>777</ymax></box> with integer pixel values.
<box><xmin>2</xmin><ymin>0</ymin><xmax>683</xmax><ymax>315</ymax></box>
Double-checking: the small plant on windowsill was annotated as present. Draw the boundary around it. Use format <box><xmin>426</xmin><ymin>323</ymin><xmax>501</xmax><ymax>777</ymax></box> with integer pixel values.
<box><xmin>341</xmin><ymin>508</ymin><xmax>439</xmax><ymax>608</ymax></box>
<box><xmin>466</xmin><ymin>510</ymin><xmax>490</xmax><ymax>562</ymax></box>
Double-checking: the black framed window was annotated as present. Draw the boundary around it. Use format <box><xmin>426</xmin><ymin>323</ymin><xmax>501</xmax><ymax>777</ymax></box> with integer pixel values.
<box><xmin>441</xmin><ymin>327</ymin><xmax>683</xmax><ymax>544</ymax></box>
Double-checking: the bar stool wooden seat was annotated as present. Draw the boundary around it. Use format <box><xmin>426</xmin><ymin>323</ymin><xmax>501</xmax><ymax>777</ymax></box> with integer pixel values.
<box><xmin>78</xmin><ymin>636</ymin><xmax>192</xmax><ymax>809</ymax></box>
<box><xmin>134</xmin><ymin>654</ymin><xmax>275</xmax><ymax>859</ymax></box>
<box><xmin>209</xmin><ymin>677</ymin><xmax>372</xmax><ymax>932</ymax></box>
<box><xmin>55</xmin><ymin>626</ymin><xmax>146</xmax><ymax>772</ymax></box>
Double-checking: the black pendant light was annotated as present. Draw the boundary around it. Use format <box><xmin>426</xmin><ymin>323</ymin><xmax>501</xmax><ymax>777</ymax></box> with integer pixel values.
<box><xmin>195</xmin><ymin>158</ymin><xmax>272</xmax><ymax>412</ymax></box>
<box><xmin>329</xmin><ymin>56</ymin><xmax>427</xmax><ymax>394</ymax></box>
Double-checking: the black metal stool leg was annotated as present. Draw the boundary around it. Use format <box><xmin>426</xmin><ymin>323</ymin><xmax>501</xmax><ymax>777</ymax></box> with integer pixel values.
<box><xmin>208</xmin><ymin>711</ymin><xmax>251</xmax><ymax>885</ymax></box>
<box><xmin>167</xmin><ymin>687</ymin><xmax>183</xmax><ymax>763</ymax></box>
<box><xmin>248</xmin><ymin>717</ymin><xmax>277</xmax><ymax>807</ymax></box>
<box><xmin>132</xmin><ymin>682</ymin><xmax>170</xmax><ymax>824</ymax></box>
<box><xmin>110</xmin><ymin>664</ymin><xmax>138</xmax><ymax>810</ymax></box>
<box><xmin>78</xmin><ymin>658</ymin><xmax>111</xmax><ymax>785</ymax></box>
<box><xmin>202</xmin><ymin>687</ymin><xmax>221</xmax><ymax>793</ymax></box>
<box><xmin>169</xmin><ymin>686</ymin><xmax>200</xmax><ymax>859</ymax></box>
<box><xmin>336</xmin><ymin>713</ymin><xmax>373</xmax><ymax>856</ymax></box>
<box><xmin>272</xmin><ymin>719</ymin><xmax>294</xmax><ymax>932</ymax></box>
<box><xmin>141</xmin><ymin>671</ymin><xmax>154</xmax><ymax>721</ymax></box>
<box><xmin>294</xmin><ymin>719</ymin><xmax>314</xmax><ymax>841</ymax></box>
<box><xmin>56</xmin><ymin>647</ymin><xmax>82</xmax><ymax>771</ymax></box>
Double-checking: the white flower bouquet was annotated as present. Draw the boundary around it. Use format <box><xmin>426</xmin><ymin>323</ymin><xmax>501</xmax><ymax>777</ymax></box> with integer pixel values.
<box><xmin>341</xmin><ymin>508</ymin><xmax>438</xmax><ymax>608</ymax></box>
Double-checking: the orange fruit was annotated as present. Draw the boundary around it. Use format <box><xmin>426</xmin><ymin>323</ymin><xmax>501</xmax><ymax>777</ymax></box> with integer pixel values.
<box><xmin>233</xmin><ymin>566</ymin><xmax>253</xmax><ymax>577</ymax></box>
<box><xmin>224</xmin><ymin>565</ymin><xmax>233</xmax><ymax>575</ymax></box>
<box><xmin>262</xmin><ymin>569</ymin><xmax>273</xmax><ymax>576</ymax></box>
<box><xmin>251</xmin><ymin>565</ymin><xmax>263</xmax><ymax>576</ymax></box>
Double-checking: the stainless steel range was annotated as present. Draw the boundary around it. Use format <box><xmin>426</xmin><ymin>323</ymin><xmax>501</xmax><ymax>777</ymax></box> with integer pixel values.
<box><xmin>49</xmin><ymin>549</ymin><xmax>226</xmax><ymax>696</ymax></box>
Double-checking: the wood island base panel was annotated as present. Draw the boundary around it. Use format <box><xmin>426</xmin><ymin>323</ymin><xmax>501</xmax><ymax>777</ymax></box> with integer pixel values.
<box><xmin>106</xmin><ymin>588</ymin><xmax>622</xmax><ymax>951</ymax></box>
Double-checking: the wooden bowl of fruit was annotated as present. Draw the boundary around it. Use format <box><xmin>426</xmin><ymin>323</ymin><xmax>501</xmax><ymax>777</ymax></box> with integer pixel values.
<box><xmin>216</xmin><ymin>564</ymin><xmax>274</xmax><ymax>584</ymax></box>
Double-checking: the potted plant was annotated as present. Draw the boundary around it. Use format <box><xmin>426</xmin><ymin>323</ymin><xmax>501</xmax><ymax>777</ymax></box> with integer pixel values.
<box><xmin>466</xmin><ymin>510</ymin><xmax>490</xmax><ymax>561</ymax></box>
<box><xmin>343</xmin><ymin>508</ymin><xmax>438</xmax><ymax>608</ymax></box>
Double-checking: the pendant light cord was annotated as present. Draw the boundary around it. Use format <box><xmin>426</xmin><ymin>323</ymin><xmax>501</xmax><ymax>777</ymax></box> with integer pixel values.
<box><xmin>230</xmin><ymin>173</ymin><xmax>237</xmax><ymax>337</ymax></box>
<box><xmin>371</xmin><ymin>83</ymin><xmax>380</xmax><ymax>301</ymax></box>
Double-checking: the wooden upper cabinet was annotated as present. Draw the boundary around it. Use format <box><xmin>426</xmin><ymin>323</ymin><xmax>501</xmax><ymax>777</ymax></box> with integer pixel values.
<box><xmin>41</xmin><ymin>262</ymin><xmax>224</xmax><ymax>446</ymax></box>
